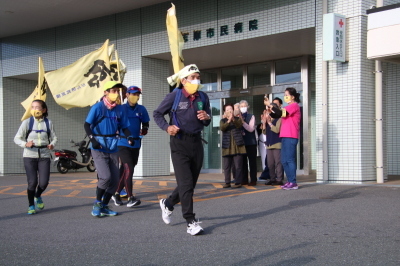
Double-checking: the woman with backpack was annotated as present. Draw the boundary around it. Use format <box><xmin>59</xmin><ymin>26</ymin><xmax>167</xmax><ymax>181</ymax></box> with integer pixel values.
<box><xmin>14</xmin><ymin>100</ymin><xmax>58</xmax><ymax>214</ymax></box>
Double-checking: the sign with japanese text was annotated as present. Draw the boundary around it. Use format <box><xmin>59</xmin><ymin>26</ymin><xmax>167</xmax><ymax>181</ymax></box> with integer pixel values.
<box><xmin>181</xmin><ymin>19</ymin><xmax>258</xmax><ymax>42</ymax></box>
<box><xmin>323</xmin><ymin>13</ymin><xmax>346</xmax><ymax>62</ymax></box>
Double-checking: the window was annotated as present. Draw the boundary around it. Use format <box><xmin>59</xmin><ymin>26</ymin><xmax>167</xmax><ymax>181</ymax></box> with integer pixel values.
<box><xmin>275</xmin><ymin>58</ymin><xmax>301</xmax><ymax>84</ymax></box>
<box><xmin>200</xmin><ymin>69</ymin><xmax>218</xmax><ymax>91</ymax></box>
<box><xmin>221</xmin><ymin>66</ymin><xmax>243</xmax><ymax>90</ymax></box>
<box><xmin>248</xmin><ymin>63</ymin><xmax>271</xmax><ymax>87</ymax></box>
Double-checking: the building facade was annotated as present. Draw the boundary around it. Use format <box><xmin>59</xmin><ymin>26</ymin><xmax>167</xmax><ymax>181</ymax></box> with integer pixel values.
<box><xmin>1</xmin><ymin>0</ymin><xmax>399</xmax><ymax>182</ymax></box>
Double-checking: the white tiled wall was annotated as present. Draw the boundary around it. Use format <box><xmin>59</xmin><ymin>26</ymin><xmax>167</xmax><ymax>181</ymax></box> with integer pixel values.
<box><xmin>384</xmin><ymin>62</ymin><xmax>400</xmax><ymax>176</ymax></box>
<box><xmin>315</xmin><ymin>0</ymin><xmax>400</xmax><ymax>182</ymax></box>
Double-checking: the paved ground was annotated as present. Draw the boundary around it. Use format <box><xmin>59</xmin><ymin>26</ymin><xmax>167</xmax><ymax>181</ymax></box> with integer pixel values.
<box><xmin>1</xmin><ymin>172</ymin><xmax>399</xmax><ymax>265</ymax></box>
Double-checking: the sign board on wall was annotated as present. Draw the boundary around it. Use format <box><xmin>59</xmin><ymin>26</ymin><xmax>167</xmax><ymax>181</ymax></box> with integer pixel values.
<box><xmin>323</xmin><ymin>13</ymin><xmax>346</xmax><ymax>62</ymax></box>
<box><xmin>367</xmin><ymin>6</ymin><xmax>400</xmax><ymax>63</ymax></box>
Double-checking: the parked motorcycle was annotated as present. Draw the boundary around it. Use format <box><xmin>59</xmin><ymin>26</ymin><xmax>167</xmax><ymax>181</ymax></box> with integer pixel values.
<box><xmin>54</xmin><ymin>137</ymin><xmax>95</xmax><ymax>174</ymax></box>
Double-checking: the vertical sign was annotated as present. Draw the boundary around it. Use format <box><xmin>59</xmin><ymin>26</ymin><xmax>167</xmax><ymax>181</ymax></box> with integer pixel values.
<box><xmin>323</xmin><ymin>13</ymin><xmax>346</xmax><ymax>62</ymax></box>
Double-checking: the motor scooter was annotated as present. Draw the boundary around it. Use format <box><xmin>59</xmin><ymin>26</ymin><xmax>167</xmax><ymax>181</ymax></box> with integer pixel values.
<box><xmin>53</xmin><ymin>137</ymin><xmax>95</xmax><ymax>174</ymax></box>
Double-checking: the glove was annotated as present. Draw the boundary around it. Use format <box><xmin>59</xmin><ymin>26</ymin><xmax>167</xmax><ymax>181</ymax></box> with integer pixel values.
<box><xmin>127</xmin><ymin>137</ymin><xmax>135</xmax><ymax>146</ymax></box>
<box><xmin>90</xmin><ymin>137</ymin><xmax>102</xmax><ymax>149</ymax></box>
<box><xmin>141</xmin><ymin>128</ymin><xmax>148</xmax><ymax>136</ymax></box>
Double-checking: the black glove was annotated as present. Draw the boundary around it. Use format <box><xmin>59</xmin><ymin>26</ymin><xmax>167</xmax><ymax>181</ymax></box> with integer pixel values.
<box><xmin>127</xmin><ymin>137</ymin><xmax>135</xmax><ymax>146</ymax></box>
<box><xmin>90</xmin><ymin>137</ymin><xmax>102</xmax><ymax>149</ymax></box>
<box><xmin>141</xmin><ymin>128</ymin><xmax>148</xmax><ymax>136</ymax></box>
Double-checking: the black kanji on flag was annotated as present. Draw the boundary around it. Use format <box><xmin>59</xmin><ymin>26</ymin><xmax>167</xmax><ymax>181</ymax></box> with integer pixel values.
<box><xmin>84</xmin><ymin>60</ymin><xmax>111</xmax><ymax>88</ymax></box>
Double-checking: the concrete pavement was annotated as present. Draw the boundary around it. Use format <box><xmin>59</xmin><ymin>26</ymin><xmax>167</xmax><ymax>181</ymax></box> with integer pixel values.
<box><xmin>0</xmin><ymin>172</ymin><xmax>399</xmax><ymax>265</ymax></box>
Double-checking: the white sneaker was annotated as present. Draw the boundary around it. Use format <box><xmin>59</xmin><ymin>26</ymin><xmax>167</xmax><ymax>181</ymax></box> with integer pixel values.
<box><xmin>159</xmin><ymin>199</ymin><xmax>173</xmax><ymax>224</ymax></box>
<box><xmin>187</xmin><ymin>220</ymin><xmax>204</xmax><ymax>236</ymax></box>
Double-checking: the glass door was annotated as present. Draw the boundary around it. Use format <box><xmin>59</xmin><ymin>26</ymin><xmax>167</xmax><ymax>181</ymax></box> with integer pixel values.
<box><xmin>202</xmin><ymin>99</ymin><xmax>222</xmax><ymax>172</ymax></box>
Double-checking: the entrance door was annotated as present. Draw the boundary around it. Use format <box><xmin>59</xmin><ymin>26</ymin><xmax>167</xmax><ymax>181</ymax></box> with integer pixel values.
<box><xmin>203</xmin><ymin>87</ymin><xmax>306</xmax><ymax>175</ymax></box>
<box><xmin>202</xmin><ymin>99</ymin><xmax>221</xmax><ymax>172</ymax></box>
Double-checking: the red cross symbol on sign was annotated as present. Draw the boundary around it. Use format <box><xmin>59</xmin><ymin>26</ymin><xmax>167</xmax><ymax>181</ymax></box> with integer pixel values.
<box><xmin>339</xmin><ymin>19</ymin><xmax>344</xmax><ymax>27</ymax></box>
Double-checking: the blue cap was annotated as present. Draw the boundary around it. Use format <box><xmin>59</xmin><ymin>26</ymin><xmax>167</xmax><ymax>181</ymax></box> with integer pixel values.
<box><xmin>127</xmin><ymin>86</ymin><xmax>142</xmax><ymax>94</ymax></box>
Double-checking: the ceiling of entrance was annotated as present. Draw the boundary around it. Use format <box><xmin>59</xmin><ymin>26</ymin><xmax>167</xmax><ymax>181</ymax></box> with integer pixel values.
<box><xmin>0</xmin><ymin>0</ymin><xmax>170</xmax><ymax>38</ymax></box>
<box><xmin>148</xmin><ymin>28</ymin><xmax>315</xmax><ymax>70</ymax></box>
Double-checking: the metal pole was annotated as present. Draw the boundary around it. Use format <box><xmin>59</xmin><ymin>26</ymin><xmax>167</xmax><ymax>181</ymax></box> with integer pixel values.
<box><xmin>322</xmin><ymin>0</ymin><xmax>328</xmax><ymax>181</ymax></box>
<box><xmin>375</xmin><ymin>0</ymin><xmax>384</xmax><ymax>183</ymax></box>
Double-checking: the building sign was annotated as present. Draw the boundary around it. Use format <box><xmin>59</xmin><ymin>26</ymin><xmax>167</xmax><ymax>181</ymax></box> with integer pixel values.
<box><xmin>181</xmin><ymin>19</ymin><xmax>258</xmax><ymax>42</ymax></box>
<box><xmin>323</xmin><ymin>13</ymin><xmax>346</xmax><ymax>62</ymax></box>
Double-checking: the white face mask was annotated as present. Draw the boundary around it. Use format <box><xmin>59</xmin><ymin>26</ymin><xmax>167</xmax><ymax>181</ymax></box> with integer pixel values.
<box><xmin>240</xmin><ymin>107</ymin><xmax>247</xmax><ymax>113</ymax></box>
<box><xmin>189</xmin><ymin>79</ymin><xmax>201</xmax><ymax>85</ymax></box>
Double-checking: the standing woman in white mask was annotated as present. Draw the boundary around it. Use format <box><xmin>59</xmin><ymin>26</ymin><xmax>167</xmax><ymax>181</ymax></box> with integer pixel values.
<box><xmin>239</xmin><ymin>100</ymin><xmax>258</xmax><ymax>186</ymax></box>
<box><xmin>14</xmin><ymin>100</ymin><xmax>58</xmax><ymax>215</ymax></box>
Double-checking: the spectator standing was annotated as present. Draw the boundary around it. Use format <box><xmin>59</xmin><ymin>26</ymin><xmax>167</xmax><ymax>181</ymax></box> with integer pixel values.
<box><xmin>239</xmin><ymin>100</ymin><xmax>258</xmax><ymax>186</ymax></box>
<box><xmin>266</xmin><ymin>88</ymin><xmax>301</xmax><ymax>190</ymax></box>
<box><xmin>220</xmin><ymin>103</ymin><xmax>246</xmax><ymax>188</ymax></box>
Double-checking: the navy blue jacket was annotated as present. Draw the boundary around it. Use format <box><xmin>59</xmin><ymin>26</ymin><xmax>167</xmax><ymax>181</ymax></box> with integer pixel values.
<box><xmin>153</xmin><ymin>89</ymin><xmax>211</xmax><ymax>134</ymax></box>
<box><xmin>242</xmin><ymin>113</ymin><xmax>257</xmax><ymax>146</ymax></box>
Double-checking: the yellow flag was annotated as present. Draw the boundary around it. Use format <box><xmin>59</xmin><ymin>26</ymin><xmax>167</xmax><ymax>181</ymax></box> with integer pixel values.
<box><xmin>20</xmin><ymin>57</ymin><xmax>47</xmax><ymax>121</ymax></box>
<box><xmin>166</xmin><ymin>3</ymin><xmax>184</xmax><ymax>74</ymax></box>
<box><xmin>110</xmin><ymin>49</ymin><xmax>127</xmax><ymax>83</ymax></box>
<box><xmin>45</xmin><ymin>39</ymin><xmax>111</xmax><ymax>110</ymax></box>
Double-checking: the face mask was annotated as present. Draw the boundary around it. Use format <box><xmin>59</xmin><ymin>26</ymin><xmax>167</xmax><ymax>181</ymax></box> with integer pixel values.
<box><xmin>189</xmin><ymin>79</ymin><xmax>201</xmax><ymax>85</ymax></box>
<box><xmin>108</xmin><ymin>92</ymin><xmax>119</xmax><ymax>102</ymax></box>
<box><xmin>184</xmin><ymin>82</ymin><xmax>200</xmax><ymax>95</ymax></box>
<box><xmin>284</xmin><ymin>96</ymin><xmax>292</xmax><ymax>103</ymax></box>
<box><xmin>128</xmin><ymin>95</ymin><xmax>139</xmax><ymax>105</ymax></box>
<box><xmin>240</xmin><ymin>107</ymin><xmax>247</xmax><ymax>114</ymax></box>
<box><xmin>31</xmin><ymin>109</ymin><xmax>43</xmax><ymax>118</ymax></box>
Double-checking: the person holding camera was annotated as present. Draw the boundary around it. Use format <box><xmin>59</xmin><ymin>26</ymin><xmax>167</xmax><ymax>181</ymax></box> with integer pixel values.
<box><xmin>220</xmin><ymin>103</ymin><xmax>246</xmax><ymax>188</ymax></box>
<box><xmin>263</xmin><ymin>101</ymin><xmax>284</xmax><ymax>186</ymax></box>
<box><xmin>84</xmin><ymin>81</ymin><xmax>134</xmax><ymax>217</ymax></box>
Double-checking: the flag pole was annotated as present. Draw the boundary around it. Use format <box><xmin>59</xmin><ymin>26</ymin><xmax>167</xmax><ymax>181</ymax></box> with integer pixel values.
<box><xmin>114</xmin><ymin>50</ymin><xmax>124</xmax><ymax>101</ymax></box>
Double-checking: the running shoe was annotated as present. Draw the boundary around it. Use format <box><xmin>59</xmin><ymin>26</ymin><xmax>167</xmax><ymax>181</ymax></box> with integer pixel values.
<box><xmin>282</xmin><ymin>183</ymin><xmax>299</xmax><ymax>190</ymax></box>
<box><xmin>280</xmin><ymin>182</ymin><xmax>290</xmax><ymax>188</ymax></box>
<box><xmin>101</xmin><ymin>205</ymin><xmax>118</xmax><ymax>216</ymax></box>
<box><xmin>187</xmin><ymin>220</ymin><xmax>204</xmax><ymax>236</ymax></box>
<box><xmin>27</xmin><ymin>205</ymin><xmax>36</xmax><ymax>215</ymax></box>
<box><xmin>91</xmin><ymin>202</ymin><xmax>103</xmax><ymax>217</ymax></box>
<box><xmin>112</xmin><ymin>194</ymin><xmax>123</xmax><ymax>206</ymax></box>
<box><xmin>127</xmin><ymin>196</ymin><xmax>141</xmax><ymax>208</ymax></box>
<box><xmin>159</xmin><ymin>199</ymin><xmax>173</xmax><ymax>224</ymax></box>
<box><xmin>35</xmin><ymin>197</ymin><xmax>44</xmax><ymax>210</ymax></box>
